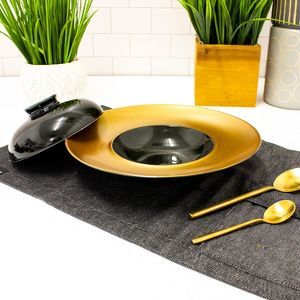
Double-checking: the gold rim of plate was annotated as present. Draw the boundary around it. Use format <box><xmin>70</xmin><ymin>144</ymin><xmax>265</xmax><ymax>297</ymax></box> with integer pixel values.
<box><xmin>65</xmin><ymin>105</ymin><xmax>261</xmax><ymax>178</ymax></box>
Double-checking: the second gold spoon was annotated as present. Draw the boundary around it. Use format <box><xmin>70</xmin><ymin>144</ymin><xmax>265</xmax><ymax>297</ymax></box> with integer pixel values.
<box><xmin>190</xmin><ymin>168</ymin><xmax>300</xmax><ymax>220</ymax></box>
<box><xmin>192</xmin><ymin>200</ymin><xmax>296</xmax><ymax>244</ymax></box>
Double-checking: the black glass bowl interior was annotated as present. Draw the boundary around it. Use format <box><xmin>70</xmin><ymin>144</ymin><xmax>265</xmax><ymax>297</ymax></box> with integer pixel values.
<box><xmin>112</xmin><ymin>125</ymin><xmax>214</xmax><ymax>166</ymax></box>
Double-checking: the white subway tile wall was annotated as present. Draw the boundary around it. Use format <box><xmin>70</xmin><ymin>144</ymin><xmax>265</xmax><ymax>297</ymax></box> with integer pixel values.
<box><xmin>0</xmin><ymin>1</ymin><xmax>271</xmax><ymax>77</ymax></box>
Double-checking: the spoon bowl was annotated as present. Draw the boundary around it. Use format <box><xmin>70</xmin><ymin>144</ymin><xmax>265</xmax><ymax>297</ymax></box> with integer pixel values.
<box><xmin>190</xmin><ymin>168</ymin><xmax>300</xmax><ymax>220</ymax></box>
<box><xmin>273</xmin><ymin>168</ymin><xmax>300</xmax><ymax>192</ymax></box>
<box><xmin>263</xmin><ymin>200</ymin><xmax>296</xmax><ymax>224</ymax></box>
<box><xmin>192</xmin><ymin>200</ymin><xmax>296</xmax><ymax>244</ymax></box>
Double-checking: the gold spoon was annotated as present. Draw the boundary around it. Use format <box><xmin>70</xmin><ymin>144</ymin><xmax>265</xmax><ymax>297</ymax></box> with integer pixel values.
<box><xmin>190</xmin><ymin>168</ymin><xmax>300</xmax><ymax>220</ymax></box>
<box><xmin>192</xmin><ymin>200</ymin><xmax>296</xmax><ymax>244</ymax></box>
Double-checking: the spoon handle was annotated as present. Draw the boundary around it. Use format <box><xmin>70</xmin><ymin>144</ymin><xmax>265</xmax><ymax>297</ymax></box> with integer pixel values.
<box><xmin>192</xmin><ymin>218</ymin><xmax>263</xmax><ymax>244</ymax></box>
<box><xmin>189</xmin><ymin>186</ymin><xmax>274</xmax><ymax>220</ymax></box>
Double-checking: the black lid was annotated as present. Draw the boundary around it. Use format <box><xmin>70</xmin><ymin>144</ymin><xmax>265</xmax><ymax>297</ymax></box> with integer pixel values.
<box><xmin>9</xmin><ymin>95</ymin><xmax>102</xmax><ymax>162</ymax></box>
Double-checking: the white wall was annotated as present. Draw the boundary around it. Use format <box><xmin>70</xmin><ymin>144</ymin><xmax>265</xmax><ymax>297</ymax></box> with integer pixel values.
<box><xmin>0</xmin><ymin>0</ymin><xmax>271</xmax><ymax>77</ymax></box>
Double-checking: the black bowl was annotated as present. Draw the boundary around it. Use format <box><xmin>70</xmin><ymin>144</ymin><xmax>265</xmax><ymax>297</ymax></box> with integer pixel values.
<box><xmin>112</xmin><ymin>125</ymin><xmax>214</xmax><ymax>166</ymax></box>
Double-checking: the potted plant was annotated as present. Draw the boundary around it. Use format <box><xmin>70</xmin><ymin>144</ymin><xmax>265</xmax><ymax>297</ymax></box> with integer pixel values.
<box><xmin>0</xmin><ymin>0</ymin><xmax>95</xmax><ymax>104</ymax></box>
<box><xmin>264</xmin><ymin>0</ymin><xmax>300</xmax><ymax>109</ymax></box>
<box><xmin>179</xmin><ymin>0</ymin><xmax>272</xmax><ymax>107</ymax></box>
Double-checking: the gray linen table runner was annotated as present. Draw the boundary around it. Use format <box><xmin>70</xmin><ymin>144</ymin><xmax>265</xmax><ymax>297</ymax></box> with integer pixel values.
<box><xmin>0</xmin><ymin>141</ymin><xmax>299</xmax><ymax>300</ymax></box>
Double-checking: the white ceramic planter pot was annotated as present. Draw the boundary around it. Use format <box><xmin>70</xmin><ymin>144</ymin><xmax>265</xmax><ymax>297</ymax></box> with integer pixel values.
<box><xmin>21</xmin><ymin>60</ymin><xmax>87</xmax><ymax>106</ymax></box>
<box><xmin>264</xmin><ymin>26</ymin><xmax>300</xmax><ymax>109</ymax></box>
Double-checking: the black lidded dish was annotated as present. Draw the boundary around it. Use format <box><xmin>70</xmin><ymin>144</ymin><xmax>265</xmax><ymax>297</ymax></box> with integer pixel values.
<box><xmin>9</xmin><ymin>95</ymin><xmax>102</xmax><ymax>162</ymax></box>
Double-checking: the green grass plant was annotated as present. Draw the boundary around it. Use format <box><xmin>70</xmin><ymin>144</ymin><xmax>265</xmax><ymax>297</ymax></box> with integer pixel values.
<box><xmin>179</xmin><ymin>0</ymin><xmax>273</xmax><ymax>45</ymax></box>
<box><xmin>0</xmin><ymin>0</ymin><xmax>95</xmax><ymax>64</ymax></box>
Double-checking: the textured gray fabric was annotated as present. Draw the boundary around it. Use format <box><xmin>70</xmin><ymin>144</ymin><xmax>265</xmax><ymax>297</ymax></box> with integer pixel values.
<box><xmin>0</xmin><ymin>141</ymin><xmax>299</xmax><ymax>300</ymax></box>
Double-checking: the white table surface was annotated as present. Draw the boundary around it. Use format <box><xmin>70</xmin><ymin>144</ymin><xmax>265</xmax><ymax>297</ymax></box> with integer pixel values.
<box><xmin>0</xmin><ymin>77</ymin><xmax>299</xmax><ymax>300</ymax></box>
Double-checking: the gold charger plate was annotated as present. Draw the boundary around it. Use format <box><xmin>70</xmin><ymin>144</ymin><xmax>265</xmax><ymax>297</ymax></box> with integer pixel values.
<box><xmin>65</xmin><ymin>105</ymin><xmax>261</xmax><ymax>178</ymax></box>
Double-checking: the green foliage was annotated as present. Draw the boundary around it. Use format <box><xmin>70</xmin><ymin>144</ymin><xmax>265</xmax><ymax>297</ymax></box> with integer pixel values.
<box><xmin>179</xmin><ymin>0</ymin><xmax>272</xmax><ymax>45</ymax></box>
<box><xmin>0</xmin><ymin>0</ymin><xmax>95</xmax><ymax>64</ymax></box>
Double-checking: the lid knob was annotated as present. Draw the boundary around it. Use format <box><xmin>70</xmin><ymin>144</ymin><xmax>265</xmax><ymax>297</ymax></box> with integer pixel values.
<box><xmin>25</xmin><ymin>95</ymin><xmax>60</xmax><ymax>120</ymax></box>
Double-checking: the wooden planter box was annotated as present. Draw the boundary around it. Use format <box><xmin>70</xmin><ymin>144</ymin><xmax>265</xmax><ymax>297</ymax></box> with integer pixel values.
<box><xmin>194</xmin><ymin>39</ymin><xmax>261</xmax><ymax>107</ymax></box>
